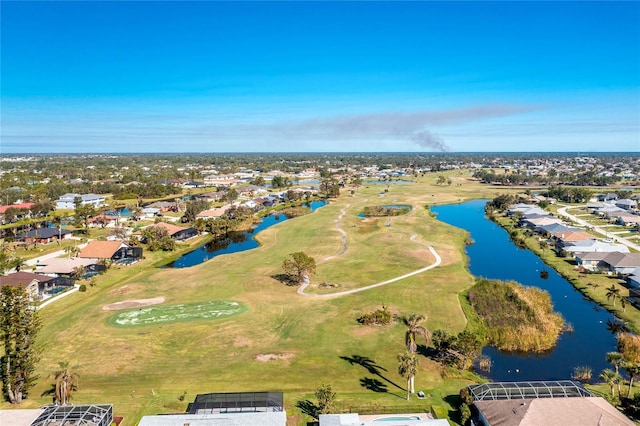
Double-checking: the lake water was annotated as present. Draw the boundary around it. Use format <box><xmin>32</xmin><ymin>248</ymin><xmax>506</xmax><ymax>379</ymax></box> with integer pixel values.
<box><xmin>432</xmin><ymin>199</ymin><xmax>617</xmax><ymax>381</ymax></box>
<box><xmin>164</xmin><ymin>201</ymin><xmax>327</xmax><ymax>268</ymax></box>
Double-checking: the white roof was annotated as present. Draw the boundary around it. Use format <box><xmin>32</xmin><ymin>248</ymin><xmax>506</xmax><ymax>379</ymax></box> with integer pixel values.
<box><xmin>0</xmin><ymin>409</ymin><xmax>44</xmax><ymax>426</ymax></box>
<box><xmin>37</xmin><ymin>257</ymin><xmax>99</xmax><ymax>274</ymax></box>
<box><xmin>138</xmin><ymin>411</ymin><xmax>286</xmax><ymax>426</ymax></box>
<box><xmin>565</xmin><ymin>240</ymin><xmax>630</xmax><ymax>253</ymax></box>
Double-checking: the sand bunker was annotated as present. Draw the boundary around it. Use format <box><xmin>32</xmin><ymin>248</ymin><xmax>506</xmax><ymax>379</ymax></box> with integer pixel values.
<box><xmin>102</xmin><ymin>297</ymin><xmax>165</xmax><ymax>311</ymax></box>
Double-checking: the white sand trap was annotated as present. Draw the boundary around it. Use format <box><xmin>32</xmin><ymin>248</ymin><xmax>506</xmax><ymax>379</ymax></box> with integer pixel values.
<box><xmin>102</xmin><ymin>297</ymin><xmax>165</xmax><ymax>311</ymax></box>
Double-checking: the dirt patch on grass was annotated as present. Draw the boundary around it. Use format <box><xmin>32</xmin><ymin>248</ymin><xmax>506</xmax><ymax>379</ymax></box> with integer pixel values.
<box><xmin>102</xmin><ymin>297</ymin><xmax>165</xmax><ymax>311</ymax></box>
<box><xmin>108</xmin><ymin>284</ymin><xmax>143</xmax><ymax>295</ymax></box>
<box><xmin>233</xmin><ymin>336</ymin><xmax>252</xmax><ymax>347</ymax></box>
<box><xmin>254</xmin><ymin>353</ymin><xmax>295</xmax><ymax>362</ymax></box>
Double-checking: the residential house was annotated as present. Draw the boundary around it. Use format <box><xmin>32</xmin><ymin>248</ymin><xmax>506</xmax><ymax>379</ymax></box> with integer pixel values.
<box><xmin>141</xmin><ymin>207</ymin><xmax>161</xmax><ymax>218</ymax></box>
<box><xmin>521</xmin><ymin>215</ymin><xmax>564</xmax><ymax>230</ymax></box>
<box><xmin>17</xmin><ymin>227</ymin><xmax>73</xmax><ymax>244</ymax></box>
<box><xmin>600</xmin><ymin>252</ymin><xmax>640</xmax><ymax>275</ymax></box>
<box><xmin>182</xmin><ymin>181</ymin><xmax>205</xmax><ymax>188</ymax></box>
<box><xmin>563</xmin><ymin>239</ymin><xmax>630</xmax><ymax>255</ymax></box>
<box><xmin>36</xmin><ymin>257</ymin><xmax>102</xmax><ymax>278</ymax></box>
<box><xmin>146</xmin><ymin>201</ymin><xmax>177</xmax><ymax>212</ymax></box>
<box><xmin>88</xmin><ymin>214</ymin><xmax>119</xmax><ymax>228</ymax></box>
<box><xmin>627</xmin><ymin>267</ymin><xmax>640</xmax><ymax>288</ymax></box>
<box><xmin>597</xmin><ymin>193</ymin><xmax>619</xmax><ymax>202</ymax></box>
<box><xmin>0</xmin><ymin>202</ymin><xmax>35</xmax><ymax>224</ymax></box>
<box><xmin>149</xmin><ymin>222</ymin><xmax>197</xmax><ymax>241</ymax></box>
<box><xmin>609</xmin><ymin>211</ymin><xmax>640</xmax><ymax>227</ymax></box>
<box><xmin>538</xmin><ymin>223</ymin><xmax>576</xmax><ymax>237</ymax></box>
<box><xmin>616</xmin><ymin>199</ymin><xmax>638</xmax><ymax>210</ymax></box>
<box><xmin>551</xmin><ymin>230</ymin><xmax>594</xmax><ymax>248</ymax></box>
<box><xmin>0</xmin><ymin>271</ymin><xmax>56</xmax><ymax>299</ymax></box>
<box><xmin>138</xmin><ymin>392</ymin><xmax>285</xmax><ymax>426</ymax></box>
<box><xmin>56</xmin><ymin>193</ymin><xmax>105</xmax><ymax>210</ymax></box>
<box><xmin>79</xmin><ymin>240</ymin><xmax>141</xmax><ymax>262</ymax></box>
<box><xmin>193</xmin><ymin>191</ymin><xmax>226</xmax><ymax>202</ymax></box>
<box><xmin>592</xmin><ymin>203</ymin><xmax>625</xmax><ymax>217</ymax></box>
<box><xmin>469</xmin><ymin>381</ymin><xmax>634</xmax><ymax>426</ymax></box>
<box><xmin>196</xmin><ymin>205</ymin><xmax>232</xmax><ymax>219</ymax></box>
<box><xmin>575</xmin><ymin>251</ymin><xmax>613</xmax><ymax>271</ymax></box>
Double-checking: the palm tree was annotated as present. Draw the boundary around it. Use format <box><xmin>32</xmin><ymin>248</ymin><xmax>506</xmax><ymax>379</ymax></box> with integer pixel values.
<box><xmin>606</xmin><ymin>285</ymin><xmax>621</xmax><ymax>306</ymax></box>
<box><xmin>599</xmin><ymin>369</ymin><xmax>618</xmax><ymax>397</ymax></box>
<box><xmin>52</xmin><ymin>361</ymin><xmax>80</xmax><ymax>405</ymax></box>
<box><xmin>606</xmin><ymin>318</ymin><xmax>628</xmax><ymax>335</ymax></box>
<box><xmin>397</xmin><ymin>352</ymin><xmax>418</xmax><ymax>400</ymax></box>
<box><xmin>403</xmin><ymin>313</ymin><xmax>431</xmax><ymax>354</ymax></box>
<box><xmin>607</xmin><ymin>352</ymin><xmax>624</xmax><ymax>375</ymax></box>
<box><xmin>624</xmin><ymin>362</ymin><xmax>640</xmax><ymax>398</ymax></box>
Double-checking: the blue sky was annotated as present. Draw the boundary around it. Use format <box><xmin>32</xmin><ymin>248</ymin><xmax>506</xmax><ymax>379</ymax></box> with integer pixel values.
<box><xmin>1</xmin><ymin>1</ymin><xmax>639</xmax><ymax>153</ymax></box>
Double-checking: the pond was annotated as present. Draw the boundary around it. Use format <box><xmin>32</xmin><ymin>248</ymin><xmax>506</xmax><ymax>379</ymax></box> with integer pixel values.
<box><xmin>432</xmin><ymin>199</ymin><xmax>617</xmax><ymax>381</ymax></box>
<box><xmin>164</xmin><ymin>200</ymin><xmax>327</xmax><ymax>268</ymax></box>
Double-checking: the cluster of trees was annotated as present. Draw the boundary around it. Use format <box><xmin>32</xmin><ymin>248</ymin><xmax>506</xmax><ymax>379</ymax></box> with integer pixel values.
<box><xmin>319</xmin><ymin>179</ymin><xmax>341</xmax><ymax>198</ymax></box>
<box><xmin>473</xmin><ymin>168</ymin><xmax>620</xmax><ymax>187</ymax></box>
<box><xmin>544</xmin><ymin>185</ymin><xmax>592</xmax><ymax>203</ymax></box>
<box><xmin>141</xmin><ymin>226</ymin><xmax>176</xmax><ymax>252</ymax></box>
<box><xmin>431</xmin><ymin>329</ymin><xmax>482</xmax><ymax>370</ymax></box>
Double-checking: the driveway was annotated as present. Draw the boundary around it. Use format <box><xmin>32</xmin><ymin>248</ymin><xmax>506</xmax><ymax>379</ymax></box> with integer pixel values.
<box><xmin>556</xmin><ymin>205</ymin><xmax>640</xmax><ymax>252</ymax></box>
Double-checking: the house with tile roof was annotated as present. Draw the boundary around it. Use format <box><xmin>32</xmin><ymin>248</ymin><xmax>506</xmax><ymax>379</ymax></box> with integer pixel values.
<box><xmin>79</xmin><ymin>240</ymin><xmax>141</xmax><ymax>261</ymax></box>
<box><xmin>149</xmin><ymin>222</ymin><xmax>197</xmax><ymax>241</ymax></box>
<box><xmin>0</xmin><ymin>272</ymin><xmax>56</xmax><ymax>299</ymax></box>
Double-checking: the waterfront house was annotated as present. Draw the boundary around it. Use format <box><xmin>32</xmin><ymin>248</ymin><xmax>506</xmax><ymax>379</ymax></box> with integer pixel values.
<box><xmin>79</xmin><ymin>240</ymin><xmax>141</xmax><ymax>262</ymax></box>
<box><xmin>600</xmin><ymin>252</ymin><xmax>640</xmax><ymax>276</ymax></box>
<box><xmin>627</xmin><ymin>268</ymin><xmax>640</xmax><ymax>288</ymax></box>
<box><xmin>196</xmin><ymin>204</ymin><xmax>232</xmax><ymax>219</ymax></box>
<box><xmin>149</xmin><ymin>222</ymin><xmax>197</xmax><ymax>241</ymax></box>
<box><xmin>563</xmin><ymin>239</ymin><xmax>630</xmax><ymax>255</ymax></box>
<box><xmin>469</xmin><ymin>381</ymin><xmax>634</xmax><ymax>426</ymax></box>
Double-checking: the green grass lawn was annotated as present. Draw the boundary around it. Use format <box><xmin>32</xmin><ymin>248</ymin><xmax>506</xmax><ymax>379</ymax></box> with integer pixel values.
<box><xmin>0</xmin><ymin>172</ymin><xmax>543</xmax><ymax>425</ymax></box>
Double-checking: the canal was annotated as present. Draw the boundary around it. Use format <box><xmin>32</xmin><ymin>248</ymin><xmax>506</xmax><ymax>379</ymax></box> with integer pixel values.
<box><xmin>432</xmin><ymin>199</ymin><xmax>617</xmax><ymax>381</ymax></box>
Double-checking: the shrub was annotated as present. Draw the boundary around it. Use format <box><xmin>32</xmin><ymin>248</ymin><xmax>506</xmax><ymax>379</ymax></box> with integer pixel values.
<box><xmin>78</xmin><ymin>284</ymin><xmax>87</xmax><ymax>292</ymax></box>
<box><xmin>357</xmin><ymin>306</ymin><xmax>392</xmax><ymax>326</ymax></box>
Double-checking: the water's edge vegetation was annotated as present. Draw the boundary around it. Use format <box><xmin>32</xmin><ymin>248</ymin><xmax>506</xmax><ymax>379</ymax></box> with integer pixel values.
<box><xmin>468</xmin><ymin>278</ymin><xmax>564</xmax><ymax>352</ymax></box>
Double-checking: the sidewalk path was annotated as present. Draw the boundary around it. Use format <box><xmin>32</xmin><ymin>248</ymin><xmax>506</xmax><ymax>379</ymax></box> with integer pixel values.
<box><xmin>556</xmin><ymin>205</ymin><xmax>640</xmax><ymax>252</ymax></box>
<box><xmin>298</xmin><ymin>202</ymin><xmax>442</xmax><ymax>298</ymax></box>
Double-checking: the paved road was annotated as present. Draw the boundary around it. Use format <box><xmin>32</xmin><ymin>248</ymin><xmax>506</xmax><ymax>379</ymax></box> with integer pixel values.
<box><xmin>556</xmin><ymin>205</ymin><xmax>640</xmax><ymax>252</ymax></box>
